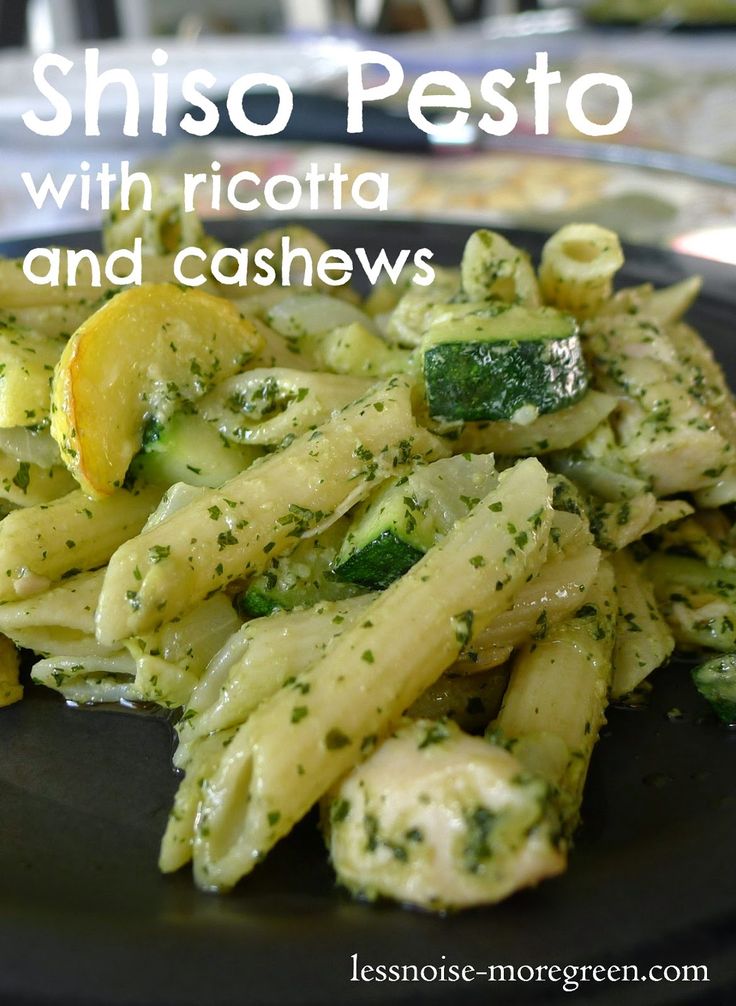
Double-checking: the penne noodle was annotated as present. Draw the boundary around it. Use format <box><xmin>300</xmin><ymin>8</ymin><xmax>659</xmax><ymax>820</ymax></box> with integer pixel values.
<box><xmin>187</xmin><ymin>457</ymin><xmax>552</xmax><ymax>890</ymax></box>
<box><xmin>11</xmin><ymin>208</ymin><xmax>735</xmax><ymax>916</ymax></box>
<box><xmin>611</xmin><ymin>549</ymin><xmax>674</xmax><ymax>698</ymax></box>
<box><xmin>0</xmin><ymin>487</ymin><xmax>162</xmax><ymax>600</ymax></box>
<box><xmin>455</xmin><ymin>391</ymin><xmax>617</xmax><ymax>457</ymax></box>
<box><xmin>200</xmin><ymin>367</ymin><xmax>372</xmax><ymax>446</ymax></box>
<box><xmin>0</xmin><ymin>451</ymin><xmax>76</xmax><ymax>508</ymax></box>
<box><xmin>179</xmin><ymin>595</ymin><xmax>375</xmax><ymax>752</ymax></box>
<box><xmin>461</xmin><ymin>229</ymin><xmax>541</xmax><ymax>307</ymax></box>
<box><xmin>539</xmin><ymin>223</ymin><xmax>624</xmax><ymax>318</ymax></box>
<box><xmin>96</xmin><ymin>378</ymin><xmax>446</xmax><ymax>643</ymax></box>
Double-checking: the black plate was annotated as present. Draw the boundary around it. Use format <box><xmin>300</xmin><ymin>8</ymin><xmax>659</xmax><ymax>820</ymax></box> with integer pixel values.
<box><xmin>2</xmin><ymin>221</ymin><xmax>736</xmax><ymax>1006</ymax></box>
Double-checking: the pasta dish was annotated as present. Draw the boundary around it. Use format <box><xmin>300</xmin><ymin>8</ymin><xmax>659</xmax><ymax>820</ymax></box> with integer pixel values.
<box><xmin>1</xmin><ymin>199</ymin><xmax>734</xmax><ymax>912</ymax></box>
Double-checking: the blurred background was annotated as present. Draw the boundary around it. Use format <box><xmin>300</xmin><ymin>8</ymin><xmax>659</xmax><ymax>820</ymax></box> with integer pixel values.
<box><xmin>0</xmin><ymin>0</ymin><xmax>734</xmax><ymax>261</ymax></box>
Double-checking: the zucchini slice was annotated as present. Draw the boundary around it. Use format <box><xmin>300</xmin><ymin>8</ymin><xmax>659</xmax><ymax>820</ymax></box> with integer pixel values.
<box><xmin>692</xmin><ymin>653</ymin><xmax>736</xmax><ymax>724</ymax></box>
<box><xmin>422</xmin><ymin>306</ymin><xmax>587</xmax><ymax>422</ymax></box>
<box><xmin>239</xmin><ymin>519</ymin><xmax>365</xmax><ymax>616</ymax></box>
<box><xmin>335</xmin><ymin>453</ymin><xmax>497</xmax><ymax>589</ymax></box>
<box><xmin>132</xmin><ymin>412</ymin><xmax>260</xmax><ymax>489</ymax></box>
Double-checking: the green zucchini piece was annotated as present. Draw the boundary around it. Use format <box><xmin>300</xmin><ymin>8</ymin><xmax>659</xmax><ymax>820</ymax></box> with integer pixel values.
<box><xmin>240</xmin><ymin>519</ymin><xmax>364</xmax><ymax>616</ymax></box>
<box><xmin>422</xmin><ymin>306</ymin><xmax>587</xmax><ymax>422</ymax></box>
<box><xmin>335</xmin><ymin>531</ymin><xmax>424</xmax><ymax>591</ymax></box>
<box><xmin>132</xmin><ymin>412</ymin><xmax>261</xmax><ymax>488</ymax></box>
<box><xmin>692</xmin><ymin>653</ymin><xmax>736</xmax><ymax>724</ymax></box>
<box><xmin>335</xmin><ymin>453</ymin><xmax>497</xmax><ymax>589</ymax></box>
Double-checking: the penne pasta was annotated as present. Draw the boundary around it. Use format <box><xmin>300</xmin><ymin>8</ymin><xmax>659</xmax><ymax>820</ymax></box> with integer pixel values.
<box><xmin>186</xmin><ymin>457</ymin><xmax>552</xmax><ymax>890</ymax></box>
<box><xmin>584</xmin><ymin>313</ymin><xmax>734</xmax><ymax>495</ymax></box>
<box><xmin>0</xmin><ymin>451</ymin><xmax>76</xmax><ymax>508</ymax></box>
<box><xmin>454</xmin><ymin>390</ymin><xmax>617</xmax><ymax>457</ymax></box>
<box><xmin>11</xmin><ymin>209</ymin><xmax>736</xmax><ymax>916</ymax></box>
<box><xmin>539</xmin><ymin>223</ymin><xmax>624</xmax><ymax>318</ymax></box>
<box><xmin>96</xmin><ymin>378</ymin><xmax>446</xmax><ymax>643</ymax></box>
<box><xmin>494</xmin><ymin>561</ymin><xmax>616</xmax><ymax>829</ymax></box>
<box><xmin>0</xmin><ymin>486</ymin><xmax>161</xmax><ymax>600</ymax></box>
<box><xmin>179</xmin><ymin>595</ymin><xmax>376</xmax><ymax>753</ymax></box>
<box><xmin>315</xmin><ymin>323</ymin><xmax>414</xmax><ymax>379</ymax></box>
<box><xmin>611</xmin><ymin>549</ymin><xmax>674</xmax><ymax>698</ymax></box>
<box><xmin>0</xmin><ymin>569</ymin><xmax>113</xmax><ymax>657</ymax></box>
<box><xmin>461</xmin><ymin>229</ymin><xmax>541</xmax><ymax>307</ymax></box>
<box><xmin>0</xmin><ymin>301</ymin><xmax>101</xmax><ymax>340</ymax></box>
<box><xmin>0</xmin><ymin>325</ymin><xmax>67</xmax><ymax>428</ymax></box>
<box><xmin>597</xmin><ymin>276</ymin><xmax>701</xmax><ymax>326</ymax></box>
<box><xmin>126</xmin><ymin>593</ymin><xmax>242</xmax><ymax>708</ymax></box>
<box><xmin>200</xmin><ymin>367</ymin><xmax>372</xmax><ymax>446</ymax></box>
<box><xmin>31</xmin><ymin>651</ymin><xmax>138</xmax><ymax>704</ymax></box>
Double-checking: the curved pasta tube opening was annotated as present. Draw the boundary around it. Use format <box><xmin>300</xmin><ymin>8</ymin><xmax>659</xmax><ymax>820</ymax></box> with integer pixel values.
<box><xmin>200</xmin><ymin>368</ymin><xmax>371</xmax><ymax>446</ymax></box>
<box><xmin>461</xmin><ymin>229</ymin><xmax>541</xmax><ymax>308</ymax></box>
<box><xmin>540</xmin><ymin>223</ymin><xmax>624</xmax><ymax>318</ymax></box>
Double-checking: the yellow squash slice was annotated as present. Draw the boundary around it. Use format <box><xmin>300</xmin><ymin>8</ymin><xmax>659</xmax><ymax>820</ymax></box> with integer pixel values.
<box><xmin>50</xmin><ymin>283</ymin><xmax>263</xmax><ymax>497</ymax></box>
